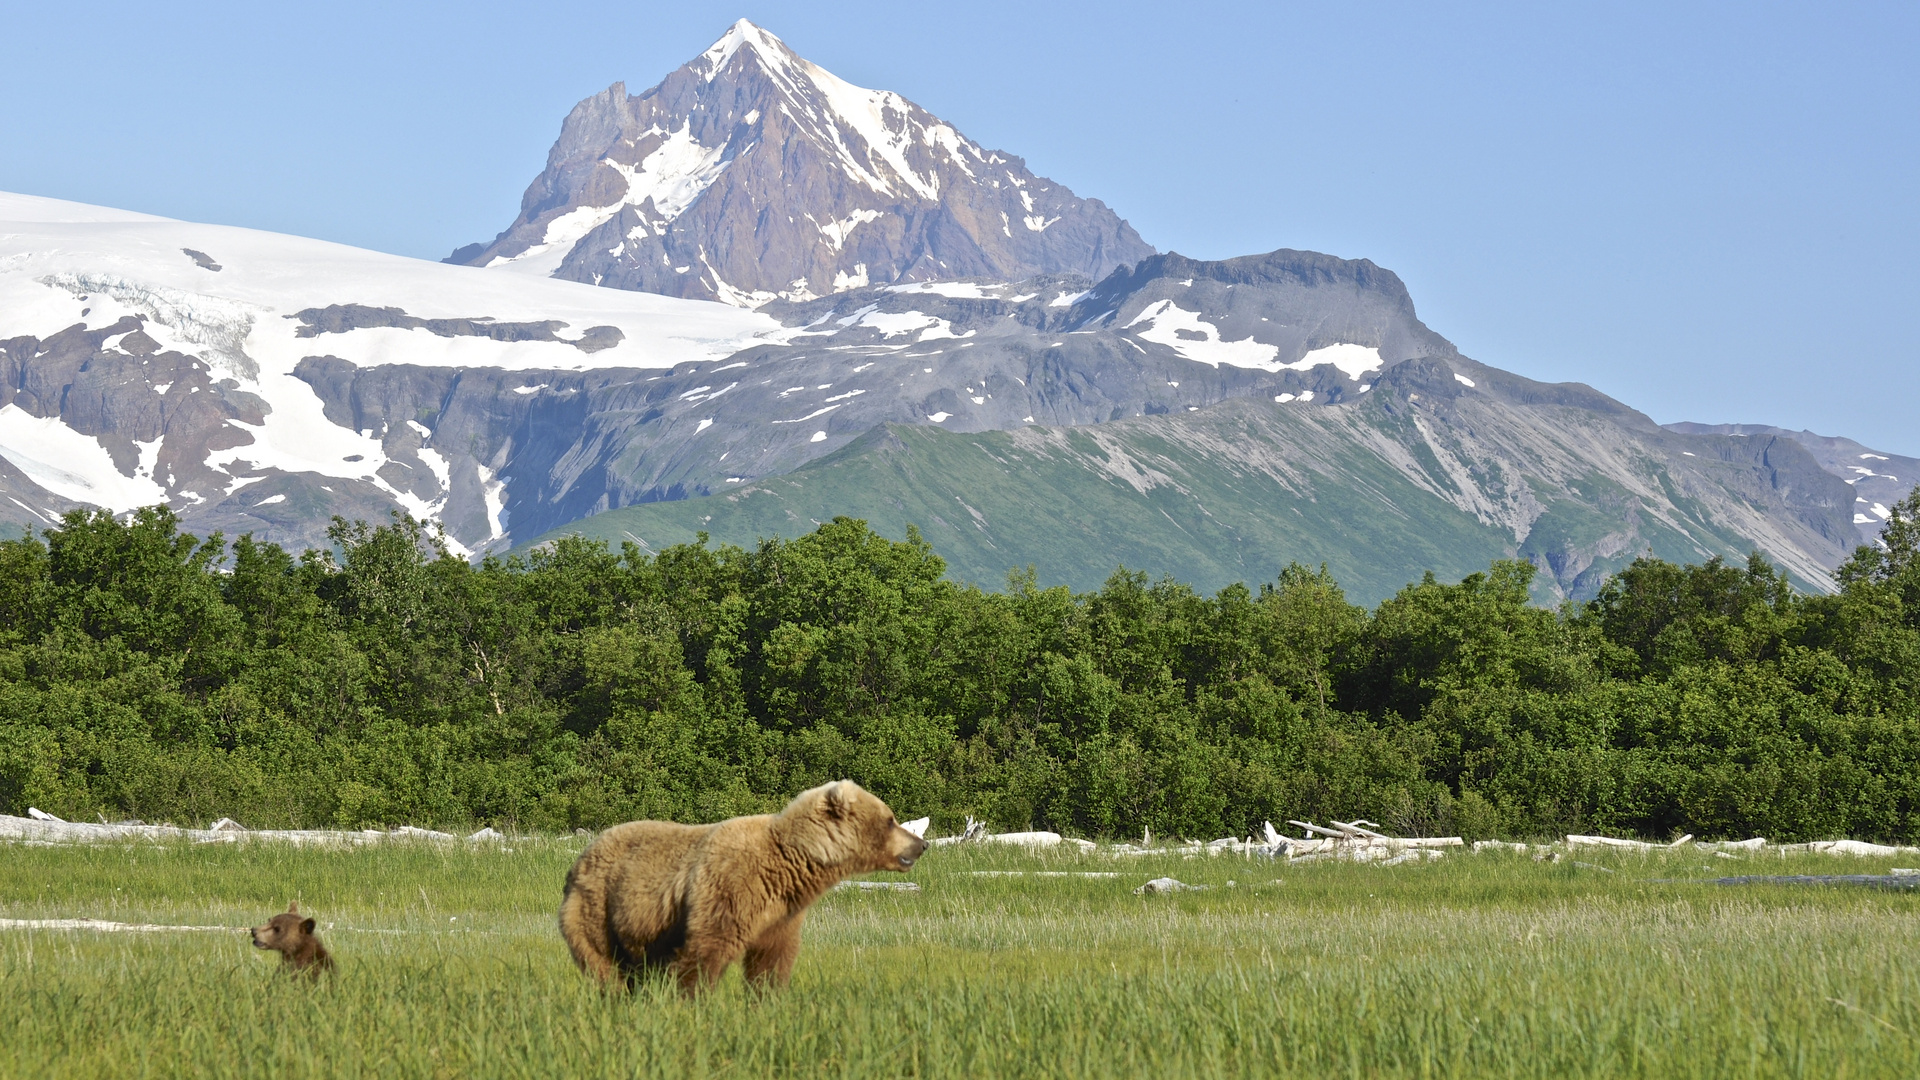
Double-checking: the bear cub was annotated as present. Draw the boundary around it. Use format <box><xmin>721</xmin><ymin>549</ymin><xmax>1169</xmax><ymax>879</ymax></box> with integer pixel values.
<box><xmin>560</xmin><ymin>779</ymin><xmax>927</xmax><ymax>992</ymax></box>
<box><xmin>251</xmin><ymin>902</ymin><xmax>334</xmax><ymax>976</ymax></box>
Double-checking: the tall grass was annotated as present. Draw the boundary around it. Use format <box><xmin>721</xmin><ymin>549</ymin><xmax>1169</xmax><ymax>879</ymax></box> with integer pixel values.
<box><xmin>2</xmin><ymin>841</ymin><xmax>1915</xmax><ymax>1078</ymax></box>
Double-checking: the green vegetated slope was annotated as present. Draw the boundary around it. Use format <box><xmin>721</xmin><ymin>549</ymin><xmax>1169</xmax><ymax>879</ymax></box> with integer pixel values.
<box><xmin>537</xmin><ymin>359</ymin><xmax>1859</xmax><ymax>605</ymax></box>
<box><xmin>552</xmin><ymin>421</ymin><xmax>1513</xmax><ymax>607</ymax></box>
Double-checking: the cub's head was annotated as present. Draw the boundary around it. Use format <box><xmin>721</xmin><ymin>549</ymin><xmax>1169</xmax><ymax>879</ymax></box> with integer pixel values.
<box><xmin>776</xmin><ymin>780</ymin><xmax>929</xmax><ymax>874</ymax></box>
<box><xmin>251</xmin><ymin>902</ymin><xmax>316</xmax><ymax>954</ymax></box>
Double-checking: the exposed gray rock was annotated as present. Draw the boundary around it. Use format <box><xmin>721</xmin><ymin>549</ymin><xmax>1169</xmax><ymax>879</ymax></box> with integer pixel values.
<box><xmin>1061</xmin><ymin>250</ymin><xmax>1461</xmax><ymax>370</ymax></box>
<box><xmin>289</xmin><ymin>304</ymin><xmax>621</xmax><ymax>353</ymax></box>
<box><xmin>0</xmin><ymin>453</ymin><xmax>86</xmax><ymax>538</ymax></box>
<box><xmin>574</xmin><ymin>325</ymin><xmax>624</xmax><ymax>353</ymax></box>
<box><xmin>1136</xmin><ymin>878</ymin><xmax>1206</xmax><ymax>894</ymax></box>
<box><xmin>1664</xmin><ymin>422</ymin><xmax>1917</xmax><ymax>545</ymax></box>
<box><xmin>283</xmin><ymin>249</ymin><xmax>1431</xmax><ymax>546</ymax></box>
<box><xmin>538</xmin><ymin>360</ymin><xmax>1865</xmax><ymax>603</ymax></box>
<box><xmin>180</xmin><ymin>248</ymin><xmax>221</xmax><ymax>272</ymax></box>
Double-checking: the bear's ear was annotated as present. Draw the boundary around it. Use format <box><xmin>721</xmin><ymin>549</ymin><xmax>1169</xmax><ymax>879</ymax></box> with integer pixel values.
<box><xmin>824</xmin><ymin>780</ymin><xmax>856</xmax><ymax>816</ymax></box>
<box><xmin>301</xmin><ymin>917</ymin><xmax>316</xmax><ymax>935</ymax></box>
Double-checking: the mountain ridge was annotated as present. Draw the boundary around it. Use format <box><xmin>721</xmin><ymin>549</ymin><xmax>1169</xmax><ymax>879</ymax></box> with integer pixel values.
<box><xmin>1663</xmin><ymin>422</ymin><xmax>1916</xmax><ymax>538</ymax></box>
<box><xmin>2</xmin><ymin>185</ymin><xmax>1903</xmax><ymax>599</ymax></box>
<box><xmin>531</xmin><ymin>349</ymin><xmax>1867</xmax><ymax>604</ymax></box>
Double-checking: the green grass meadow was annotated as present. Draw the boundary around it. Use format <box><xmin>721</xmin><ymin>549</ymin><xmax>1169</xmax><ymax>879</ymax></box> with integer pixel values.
<box><xmin>2</xmin><ymin>840</ymin><xmax>1916</xmax><ymax>1078</ymax></box>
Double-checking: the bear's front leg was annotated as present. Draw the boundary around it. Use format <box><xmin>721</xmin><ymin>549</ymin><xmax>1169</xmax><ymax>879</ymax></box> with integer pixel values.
<box><xmin>670</xmin><ymin>938</ymin><xmax>747</xmax><ymax>993</ymax></box>
<box><xmin>670</xmin><ymin>901</ymin><xmax>755</xmax><ymax>993</ymax></box>
<box><xmin>743</xmin><ymin>913</ymin><xmax>805</xmax><ymax>990</ymax></box>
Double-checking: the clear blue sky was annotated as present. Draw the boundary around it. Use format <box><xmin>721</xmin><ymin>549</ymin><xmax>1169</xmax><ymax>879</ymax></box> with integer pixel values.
<box><xmin>4</xmin><ymin>1</ymin><xmax>1915</xmax><ymax>453</ymax></box>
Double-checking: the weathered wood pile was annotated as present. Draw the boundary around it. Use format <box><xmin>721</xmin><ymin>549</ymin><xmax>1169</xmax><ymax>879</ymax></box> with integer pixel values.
<box><xmin>1271</xmin><ymin>819</ymin><xmax>1464</xmax><ymax>863</ymax></box>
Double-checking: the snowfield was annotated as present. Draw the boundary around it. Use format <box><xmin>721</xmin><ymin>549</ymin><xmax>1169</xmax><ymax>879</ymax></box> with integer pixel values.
<box><xmin>0</xmin><ymin>191</ymin><xmax>785</xmax><ymax>368</ymax></box>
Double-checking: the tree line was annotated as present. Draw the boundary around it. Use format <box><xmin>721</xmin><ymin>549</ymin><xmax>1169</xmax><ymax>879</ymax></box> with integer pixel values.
<box><xmin>1</xmin><ymin>491</ymin><xmax>1916</xmax><ymax>842</ymax></box>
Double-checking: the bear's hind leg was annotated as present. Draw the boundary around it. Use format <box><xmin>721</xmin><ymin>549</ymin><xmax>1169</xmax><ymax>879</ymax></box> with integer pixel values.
<box><xmin>559</xmin><ymin>883</ymin><xmax>619</xmax><ymax>985</ymax></box>
<box><xmin>743</xmin><ymin>914</ymin><xmax>804</xmax><ymax>990</ymax></box>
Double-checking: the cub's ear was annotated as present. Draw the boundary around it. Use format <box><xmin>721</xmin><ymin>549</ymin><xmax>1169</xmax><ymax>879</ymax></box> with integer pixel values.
<box><xmin>301</xmin><ymin>917</ymin><xmax>316</xmax><ymax>935</ymax></box>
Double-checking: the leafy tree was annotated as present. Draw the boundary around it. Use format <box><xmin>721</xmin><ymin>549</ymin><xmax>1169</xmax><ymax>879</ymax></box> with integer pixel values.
<box><xmin>1585</xmin><ymin>553</ymin><xmax>1795</xmax><ymax>679</ymax></box>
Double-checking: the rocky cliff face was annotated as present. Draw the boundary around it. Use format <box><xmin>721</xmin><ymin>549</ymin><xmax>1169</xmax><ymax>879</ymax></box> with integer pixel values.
<box><xmin>445</xmin><ymin>20</ymin><xmax>1154</xmax><ymax>305</ymax></box>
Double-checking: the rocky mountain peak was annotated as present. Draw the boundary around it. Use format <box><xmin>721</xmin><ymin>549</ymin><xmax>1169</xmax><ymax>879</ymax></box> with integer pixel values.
<box><xmin>695</xmin><ymin>19</ymin><xmax>799</xmax><ymax>90</ymax></box>
<box><xmin>447</xmin><ymin>21</ymin><xmax>1155</xmax><ymax>306</ymax></box>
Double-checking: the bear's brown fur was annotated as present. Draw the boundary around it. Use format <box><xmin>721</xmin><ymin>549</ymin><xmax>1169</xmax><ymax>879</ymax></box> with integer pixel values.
<box><xmin>560</xmin><ymin>779</ymin><xmax>927</xmax><ymax>992</ymax></box>
<box><xmin>251</xmin><ymin>902</ymin><xmax>333</xmax><ymax>977</ymax></box>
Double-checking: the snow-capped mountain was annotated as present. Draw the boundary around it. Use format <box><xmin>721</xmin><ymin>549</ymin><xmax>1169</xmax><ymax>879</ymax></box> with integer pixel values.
<box><xmin>532</xmin><ymin>250</ymin><xmax>1886</xmax><ymax>602</ymax></box>
<box><xmin>1</xmin><ymin>17</ymin><xmax>1910</xmax><ymax>597</ymax></box>
<box><xmin>307</xmin><ymin>248</ymin><xmax>1465</xmax><ymax>533</ymax></box>
<box><xmin>0</xmin><ymin>189</ymin><xmax>1412</xmax><ymax>556</ymax></box>
<box><xmin>0</xmin><ymin>191</ymin><xmax>789</xmax><ymax>554</ymax></box>
<box><xmin>445</xmin><ymin>20</ymin><xmax>1154</xmax><ymax>305</ymax></box>
<box><xmin>0</xmin><ymin>189</ymin><xmax>1906</xmax><ymax>598</ymax></box>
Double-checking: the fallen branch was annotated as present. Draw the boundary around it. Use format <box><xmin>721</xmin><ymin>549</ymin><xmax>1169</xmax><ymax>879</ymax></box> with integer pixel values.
<box><xmin>1567</xmin><ymin>835</ymin><xmax>1660</xmax><ymax>851</ymax></box>
<box><xmin>0</xmin><ymin>918</ymin><xmax>235</xmax><ymax>933</ymax></box>
<box><xmin>1695</xmin><ymin>838</ymin><xmax>1767</xmax><ymax>852</ymax></box>
<box><xmin>1380</xmin><ymin>849</ymin><xmax>1447</xmax><ymax>867</ymax></box>
<box><xmin>1331</xmin><ymin>820</ymin><xmax>1392</xmax><ymax>841</ymax></box>
<box><xmin>1278</xmin><ymin>820</ymin><xmax>1461</xmax><ymax>863</ymax></box>
<box><xmin>967</xmin><ymin>871</ymin><xmax>1119</xmax><ymax>878</ymax></box>
<box><xmin>1287</xmin><ymin>820</ymin><xmax>1349</xmax><ymax>840</ymax></box>
<box><xmin>1780</xmin><ymin>840</ymin><xmax>1920</xmax><ymax>858</ymax></box>
<box><xmin>1134</xmin><ymin>877</ymin><xmax>1206</xmax><ymax>895</ymax></box>
<box><xmin>1711</xmin><ymin>875</ymin><xmax>1920</xmax><ymax>891</ymax></box>
<box><xmin>926</xmin><ymin>817</ymin><xmax>1094</xmax><ymax>851</ymax></box>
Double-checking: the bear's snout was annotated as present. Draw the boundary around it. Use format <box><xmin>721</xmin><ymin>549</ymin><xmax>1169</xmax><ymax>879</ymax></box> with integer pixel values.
<box><xmin>894</xmin><ymin>830</ymin><xmax>929</xmax><ymax>869</ymax></box>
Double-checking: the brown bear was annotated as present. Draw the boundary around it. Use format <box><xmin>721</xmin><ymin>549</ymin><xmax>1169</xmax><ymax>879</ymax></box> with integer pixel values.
<box><xmin>560</xmin><ymin>779</ymin><xmax>927</xmax><ymax>992</ymax></box>
<box><xmin>251</xmin><ymin>902</ymin><xmax>334</xmax><ymax>977</ymax></box>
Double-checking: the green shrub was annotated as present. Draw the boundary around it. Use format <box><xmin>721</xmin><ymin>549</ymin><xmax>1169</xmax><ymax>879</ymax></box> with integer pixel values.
<box><xmin>2</xmin><ymin>500</ymin><xmax>1917</xmax><ymax>841</ymax></box>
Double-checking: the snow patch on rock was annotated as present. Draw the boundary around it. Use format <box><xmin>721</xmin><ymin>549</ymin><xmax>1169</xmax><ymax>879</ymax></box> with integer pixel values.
<box><xmin>0</xmin><ymin>405</ymin><xmax>165</xmax><ymax>511</ymax></box>
<box><xmin>1127</xmin><ymin>300</ymin><xmax>1278</xmax><ymax>369</ymax></box>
